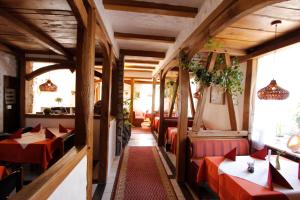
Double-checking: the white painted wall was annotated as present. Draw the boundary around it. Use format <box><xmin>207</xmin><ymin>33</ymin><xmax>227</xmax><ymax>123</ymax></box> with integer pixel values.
<box><xmin>107</xmin><ymin>119</ymin><xmax>116</xmax><ymax>176</ymax></box>
<box><xmin>0</xmin><ymin>51</ymin><xmax>17</xmax><ymax>132</ymax></box>
<box><xmin>48</xmin><ymin>155</ymin><xmax>87</xmax><ymax>200</ymax></box>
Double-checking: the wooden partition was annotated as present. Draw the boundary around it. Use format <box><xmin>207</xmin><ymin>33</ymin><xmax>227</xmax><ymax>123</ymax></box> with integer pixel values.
<box><xmin>11</xmin><ymin>147</ymin><xmax>87</xmax><ymax>200</ymax></box>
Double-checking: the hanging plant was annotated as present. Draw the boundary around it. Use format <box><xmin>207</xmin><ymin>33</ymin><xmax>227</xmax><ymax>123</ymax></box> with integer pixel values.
<box><xmin>179</xmin><ymin>50</ymin><xmax>244</xmax><ymax>98</ymax></box>
<box><xmin>165</xmin><ymin>80</ymin><xmax>176</xmax><ymax>97</ymax></box>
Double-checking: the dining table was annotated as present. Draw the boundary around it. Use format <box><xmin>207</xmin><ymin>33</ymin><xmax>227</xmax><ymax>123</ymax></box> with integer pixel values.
<box><xmin>0</xmin><ymin>128</ymin><xmax>73</xmax><ymax>170</ymax></box>
<box><xmin>204</xmin><ymin>156</ymin><xmax>300</xmax><ymax>200</ymax></box>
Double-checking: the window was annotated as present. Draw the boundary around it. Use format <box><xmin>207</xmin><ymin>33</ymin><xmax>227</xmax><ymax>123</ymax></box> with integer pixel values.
<box><xmin>251</xmin><ymin>43</ymin><xmax>300</xmax><ymax>149</ymax></box>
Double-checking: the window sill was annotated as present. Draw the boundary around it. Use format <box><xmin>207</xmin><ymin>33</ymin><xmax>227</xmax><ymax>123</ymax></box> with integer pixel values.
<box><xmin>265</xmin><ymin>136</ymin><xmax>300</xmax><ymax>159</ymax></box>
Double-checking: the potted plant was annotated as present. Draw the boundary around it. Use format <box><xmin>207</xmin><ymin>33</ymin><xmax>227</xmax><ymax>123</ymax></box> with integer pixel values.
<box><xmin>43</xmin><ymin>108</ymin><xmax>51</xmax><ymax>115</ymax></box>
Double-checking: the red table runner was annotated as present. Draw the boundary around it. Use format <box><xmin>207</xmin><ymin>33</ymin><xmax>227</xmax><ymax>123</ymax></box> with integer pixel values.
<box><xmin>204</xmin><ymin>156</ymin><xmax>288</xmax><ymax>200</ymax></box>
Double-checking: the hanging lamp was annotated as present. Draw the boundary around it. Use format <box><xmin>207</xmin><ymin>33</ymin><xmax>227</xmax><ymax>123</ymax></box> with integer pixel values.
<box><xmin>39</xmin><ymin>79</ymin><xmax>57</xmax><ymax>92</ymax></box>
<box><xmin>257</xmin><ymin>20</ymin><xmax>289</xmax><ymax>100</ymax></box>
<box><xmin>39</xmin><ymin>50</ymin><xmax>58</xmax><ymax>92</ymax></box>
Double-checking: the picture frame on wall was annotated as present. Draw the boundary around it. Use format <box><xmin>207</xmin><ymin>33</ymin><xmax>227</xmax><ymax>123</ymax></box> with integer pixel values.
<box><xmin>210</xmin><ymin>85</ymin><xmax>225</xmax><ymax>104</ymax></box>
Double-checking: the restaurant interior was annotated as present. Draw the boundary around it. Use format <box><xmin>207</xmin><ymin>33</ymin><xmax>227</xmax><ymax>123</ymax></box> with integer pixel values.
<box><xmin>0</xmin><ymin>0</ymin><xmax>300</xmax><ymax>200</ymax></box>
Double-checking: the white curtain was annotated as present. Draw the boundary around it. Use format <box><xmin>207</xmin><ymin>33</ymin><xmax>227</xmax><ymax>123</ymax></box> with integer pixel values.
<box><xmin>251</xmin><ymin>43</ymin><xmax>300</xmax><ymax>149</ymax></box>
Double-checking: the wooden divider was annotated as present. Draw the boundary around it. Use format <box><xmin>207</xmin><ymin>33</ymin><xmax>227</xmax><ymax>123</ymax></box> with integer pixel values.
<box><xmin>11</xmin><ymin>147</ymin><xmax>87</xmax><ymax>200</ymax></box>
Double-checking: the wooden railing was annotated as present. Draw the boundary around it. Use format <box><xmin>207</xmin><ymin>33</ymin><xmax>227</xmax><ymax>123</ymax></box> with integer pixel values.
<box><xmin>11</xmin><ymin>146</ymin><xmax>87</xmax><ymax>200</ymax></box>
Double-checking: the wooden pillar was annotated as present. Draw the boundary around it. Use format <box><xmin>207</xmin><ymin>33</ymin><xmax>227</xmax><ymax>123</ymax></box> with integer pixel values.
<box><xmin>176</xmin><ymin>62</ymin><xmax>189</xmax><ymax>183</ymax></box>
<box><xmin>98</xmin><ymin>46</ymin><xmax>113</xmax><ymax>183</ymax></box>
<box><xmin>188</xmin><ymin>79</ymin><xmax>195</xmax><ymax>117</ymax></box>
<box><xmin>151</xmin><ymin>78</ymin><xmax>156</xmax><ymax>114</ymax></box>
<box><xmin>224</xmin><ymin>53</ymin><xmax>237</xmax><ymax>130</ymax></box>
<box><xmin>18</xmin><ymin>54</ymin><xmax>26</xmax><ymax>127</ymax></box>
<box><xmin>74</xmin><ymin>4</ymin><xmax>96</xmax><ymax>200</ymax></box>
<box><xmin>242</xmin><ymin>59</ymin><xmax>255</xmax><ymax>130</ymax></box>
<box><xmin>158</xmin><ymin>72</ymin><xmax>165</xmax><ymax>146</ymax></box>
<box><xmin>116</xmin><ymin>54</ymin><xmax>125</xmax><ymax>155</ymax></box>
<box><xmin>192</xmin><ymin>53</ymin><xmax>217</xmax><ymax>132</ymax></box>
<box><xmin>169</xmin><ymin>76</ymin><xmax>179</xmax><ymax>117</ymax></box>
<box><xmin>129</xmin><ymin>78</ymin><xmax>135</xmax><ymax>123</ymax></box>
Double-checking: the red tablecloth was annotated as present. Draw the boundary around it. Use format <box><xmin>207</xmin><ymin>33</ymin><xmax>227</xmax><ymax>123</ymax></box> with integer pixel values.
<box><xmin>0</xmin><ymin>137</ymin><xmax>63</xmax><ymax>170</ymax></box>
<box><xmin>0</xmin><ymin>166</ymin><xmax>8</xmax><ymax>180</ymax></box>
<box><xmin>204</xmin><ymin>156</ymin><xmax>288</xmax><ymax>200</ymax></box>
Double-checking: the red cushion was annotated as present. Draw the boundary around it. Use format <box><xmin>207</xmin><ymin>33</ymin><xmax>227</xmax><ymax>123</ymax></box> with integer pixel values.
<box><xmin>189</xmin><ymin>138</ymin><xmax>249</xmax><ymax>159</ymax></box>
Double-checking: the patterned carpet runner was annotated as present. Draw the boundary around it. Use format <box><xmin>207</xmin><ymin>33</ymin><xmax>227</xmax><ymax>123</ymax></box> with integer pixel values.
<box><xmin>112</xmin><ymin>146</ymin><xmax>177</xmax><ymax>200</ymax></box>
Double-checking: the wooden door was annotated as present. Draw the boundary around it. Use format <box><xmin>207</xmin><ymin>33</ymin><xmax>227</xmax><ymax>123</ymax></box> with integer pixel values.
<box><xmin>3</xmin><ymin>76</ymin><xmax>19</xmax><ymax>132</ymax></box>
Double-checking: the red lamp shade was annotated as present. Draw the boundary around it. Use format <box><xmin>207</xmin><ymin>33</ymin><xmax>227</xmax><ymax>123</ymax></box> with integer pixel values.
<box><xmin>39</xmin><ymin>79</ymin><xmax>57</xmax><ymax>92</ymax></box>
<box><xmin>257</xmin><ymin>79</ymin><xmax>289</xmax><ymax>100</ymax></box>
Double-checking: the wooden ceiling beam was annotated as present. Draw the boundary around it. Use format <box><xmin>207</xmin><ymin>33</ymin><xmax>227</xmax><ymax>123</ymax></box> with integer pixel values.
<box><xmin>114</xmin><ymin>32</ymin><xmax>176</xmax><ymax>43</ymax></box>
<box><xmin>120</xmin><ymin>49</ymin><xmax>165</xmax><ymax>59</ymax></box>
<box><xmin>125</xmin><ymin>59</ymin><xmax>159</xmax><ymax>65</ymax></box>
<box><xmin>103</xmin><ymin>0</ymin><xmax>198</xmax><ymax>18</ymax></box>
<box><xmin>125</xmin><ymin>65</ymin><xmax>155</xmax><ymax>69</ymax></box>
<box><xmin>186</xmin><ymin>0</ymin><xmax>284</xmax><ymax>58</ymax></box>
<box><xmin>0</xmin><ymin>8</ymin><xmax>72</xmax><ymax>58</ymax></box>
<box><xmin>241</xmin><ymin>27</ymin><xmax>300</xmax><ymax>62</ymax></box>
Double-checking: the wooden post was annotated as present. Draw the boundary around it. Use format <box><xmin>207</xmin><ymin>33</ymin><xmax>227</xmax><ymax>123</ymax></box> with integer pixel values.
<box><xmin>151</xmin><ymin>78</ymin><xmax>156</xmax><ymax>114</ymax></box>
<box><xmin>130</xmin><ymin>78</ymin><xmax>135</xmax><ymax>123</ymax></box>
<box><xmin>18</xmin><ymin>54</ymin><xmax>26</xmax><ymax>127</ymax></box>
<box><xmin>116</xmin><ymin>54</ymin><xmax>125</xmax><ymax>156</ymax></box>
<box><xmin>188</xmin><ymin>77</ymin><xmax>195</xmax><ymax>117</ymax></box>
<box><xmin>192</xmin><ymin>53</ymin><xmax>217</xmax><ymax>132</ymax></box>
<box><xmin>74</xmin><ymin>4</ymin><xmax>96</xmax><ymax>200</ymax></box>
<box><xmin>224</xmin><ymin>53</ymin><xmax>237</xmax><ymax>130</ymax></box>
<box><xmin>242</xmin><ymin>59</ymin><xmax>255</xmax><ymax>130</ymax></box>
<box><xmin>176</xmin><ymin>60</ymin><xmax>189</xmax><ymax>183</ymax></box>
<box><xmin>169</xmin><ymin>76</ymin><xmax>179</xmax><ymax>117</ymax></box>
<box><xmin>158</xmin><ymin>72</ymin><xmax>165</xmax><ymax>146</ymax></box>
<box><xmin>99</xmin><ymin>45</ymin><xmax>113</xmax><ymax>183</ymax></box>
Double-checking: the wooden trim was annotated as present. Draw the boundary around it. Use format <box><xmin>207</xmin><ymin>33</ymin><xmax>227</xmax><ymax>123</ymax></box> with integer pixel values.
<box><xmin>188</xmin><ymin>130</ymin><xmax>248</xmax><ymax>137</ymax></box>
<box><xmin>124</xmin><ymin>69</ymin><xmax>153</xmax><ymax>73</ymax></box>
<box><xmin>120</xmin><ymin>49</ymin><xmax>165</xmax><ymax>59</ymax></box>
<box><xmin>11</xmin><ymin>146</ymin><xmax>87</xmax><ymax>200</ymax></box>
<box><xmin>103</xmin><ymin>0</ymin><xmax>198</xmax><ymax>18</ymax></box>
<box><xmin>125</xmin><ymin>59</ymin><xmax>159</xmax><ymax>65</ymax></box>
<box><xmin>0</xmin><ymin>8</ymin><xmax>72</xmax><ymax>58</ymax></box>
<box><xmin>168</xmin><ymin>76</ymin><xmax>179</xmax><ymax>117</ymax></box>
<box><xmin>25</xmin><ymin>63</ymin><xmax>75</xmax><ymax>81</ymax></box>
<box><xmin>199</xmin><ymin>47</ymin><xmax>246</xmax><ymax>56</ymax></box>
<box><xmin>162</xmin><ymin>58</ymin><xmax>179</xmax><ymax>78</ymax></box>
<box><xmin>241</xmin><ymin>27</ymin><xmax>300</xmax><ymax>62</ymax></box>
<box><xmin>242</xmin><ymin>59</ymin><xmax>254</xmax><ymax>130</ymax></box>
<box><xmin>176</xmin><ymin>63</ymin><xmax>189</xmax><ymax>183</ymax></box>
<box><xmin>192</xmin><ymin>53</ymin><xmax>217</xmax><ymax>132</ymax></box>
<box><xmin>124</xmin><ymin>76</ymin><xmax>153</xmax><ymax>80</ymax></box>
<box><xmin>158</xmin><ymin>72</ymin><xmax>165</xmax><ymax>146</ymax></box>
<box><xmin>115</xmin><ymin>32</ymin><xmax>175</xmax><ymax>43</ymax></box>
<box><xmin>224</xmin><ymin>54</ymin><xmax>237</xmax><ymax>131</ymax></box>
<box><xmin>0</xmin><ymin>42</ymin><xmax>14</xmax><ymax>55</ymax></box>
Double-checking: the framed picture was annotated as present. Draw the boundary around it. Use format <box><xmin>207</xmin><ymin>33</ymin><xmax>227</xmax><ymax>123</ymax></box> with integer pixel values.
<box><xmin>210</xmin><ymin>86</ymin><xmax>225</xmax><ymax>104</ymax></box>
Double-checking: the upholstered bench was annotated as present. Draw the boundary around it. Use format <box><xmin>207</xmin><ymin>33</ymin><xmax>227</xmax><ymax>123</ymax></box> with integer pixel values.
<box><xmin>186</xmin><ymin>137</ymin><xmax>249</xmax><ymax>189</ymax></box>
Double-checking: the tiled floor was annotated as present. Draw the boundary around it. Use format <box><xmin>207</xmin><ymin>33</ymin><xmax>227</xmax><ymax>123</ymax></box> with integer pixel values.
<box><xmin>98</xmin><ymin>127</ymin><xmax>187</xmax><ymax>200</ymax></box>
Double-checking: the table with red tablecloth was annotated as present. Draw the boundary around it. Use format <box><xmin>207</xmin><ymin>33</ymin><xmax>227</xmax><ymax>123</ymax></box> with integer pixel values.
<box><xmin>204</xmin><ymin>156</ymin><xmax>289</xmax><ymax>200</ymax></box>
<box><xmin>0</xmin><ymin>166</ymin><xmax>8</xmax><ymax>180</ymax></box>
<box><xmin>0</xmin><ymin>128</ymin><xmax>73</xmax><ymax>170</ymax></box>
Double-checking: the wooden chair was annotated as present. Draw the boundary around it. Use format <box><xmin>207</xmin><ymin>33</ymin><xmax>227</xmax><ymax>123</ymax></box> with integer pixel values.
<box><xmin>0</xmin><ymin>169</ymin><xmax>23</xmax><ymax>200</ymax></box>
